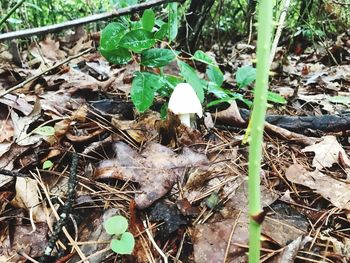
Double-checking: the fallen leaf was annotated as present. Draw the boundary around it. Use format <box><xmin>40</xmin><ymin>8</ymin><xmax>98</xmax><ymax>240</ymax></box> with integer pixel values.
<box><xmin>10</xmin><ymin>177</ymin><xmax>47</xmax><ymax>222</ymax></box>
<box><xmin>302</xmin><ymin>135</ymin><xmax>350</xmax><ymax>170</ymax></box>
<box><xmin>286</xmin><ymin>163</ymin><xmax>350</xmax><ymax>209</ymax></box>
<box><xmin>94</xmin><ymin>141</ymin><xmax>208</xmax><ymax>209</ymax></box>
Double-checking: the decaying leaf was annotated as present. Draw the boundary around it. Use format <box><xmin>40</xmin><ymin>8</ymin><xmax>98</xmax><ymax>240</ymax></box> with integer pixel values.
<box><xmin>286</xmin><ymin>163</ymin><xmax>350</xmax><ymax>209</ymax></box>
<box><xmin>10</xmin><ymin>177</ymin><xmax>47</xmax><ymax>222</ymax></box>
<box><xmin>302</xmin><ymin>135</ymin><xmax>350</xmax><ymax>170</ymax></box>
<box><xmin>94</xmin><ymin>141</ymin><xmax>208</xmax><ymax>209</ymax></box>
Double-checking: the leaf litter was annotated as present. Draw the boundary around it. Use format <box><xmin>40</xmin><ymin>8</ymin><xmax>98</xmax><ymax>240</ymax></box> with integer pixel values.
<box><xmin>0</xmin><ymin>25</ymin><xmax>350</xmax><ymax>263</ymax></box>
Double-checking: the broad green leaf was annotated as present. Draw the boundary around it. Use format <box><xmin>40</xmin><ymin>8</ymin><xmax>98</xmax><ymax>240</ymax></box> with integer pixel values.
<box><xmin>168</xmin><ymin>3</ymin><xmax>178</xmax><ymax>41</ymax></box>
<box><xmin>131</xmin><ymin>20</ymin><xmax>142</xmax><ymax>30</ymax></box>
<box><xmin>328</xmin><ymin>96</ymin><xmax>350</xmax><ymax>104</ymax></box>
<box><xmin>100</xmin><ymin>22</ymin><xmax>127</xmax><ymax>50</ymax></box>
<box><xmin>142</xmin><ymin>9</ymin><xmax>155</xmax><ymax>31</ymax></box>
<box><xmin>163</xmin><ymin>75</ymin><xmax>182</xmax><ymax>88</ymax></box>
<box><xmin>42</xmin><ymin>160</ymin><xmax>53</xmax><ymax>170</ymax></box>
<box><xmin>155</xmin><ymin>23</ymin><xmax>169</xmax><ymax>40</ymax></box>
<box><xmin>104</xmin><ymin>215</ymin><xmax>128</xmax><ymax>235</ymax></box>
<box><xmin>236</xmin><ymin>66</ymin><xmax>256</xmax><ymax>88</ymax></box>
<box><xmin>177</xmin><ymin>60</ymin><xmax>205</xmax><ymax>102</ymax></box>
<box><xmin>119</xmin><ymin>0</ymin><xmax>138</xmax><ymax>8</ymax></box>
<box><xmin>206</xmin><ymin>94</ymin><xmax>243</xmax><ymax>108</ymax></box>
<box><xmin>267</xmin><ymin>91</ymin><xmax>287</xmax><ymax>104</ymax></box>
<box><xmin>207</xmin><ymin>82</ymin><xmax>230</xmax><ymax>99</ymax></box>
<box><xmin>160</xmin><ymin>103</ymin><xmax>168</xmax><ymax>120</ymax></box>
<box><xmin>207</xmin><ymin>65</ymin><xmax>224</xmax><ymax>87</ymax></box>
<box><xmin>33</xmin><ymin>126</ymin><xmax>55</xmax><ymax>136</ymax></box>
<box><xmin>110</xmin><ymin>232</ymin><xmax>135</xmax><ymax>254</ymax></box>
<box><xmin>131</xmin><ymin>71</ymin><xmax>164</xmax><ymax>112</ymax></box>
<box><xmin>119</xmin><ymin>29</ymin><xmax>156</xmax><ymax>53</ymax></box>
<box><xmin>193</xmin><ymin>50</ymin><xmax>216</xmax><ymax>66</ymax></box>
<box><xmin>100</xmin><ymin>47</ymin><xmax>132</xmax><ymax>65</ymax></box>
<box><xmin>141</xmin><ymin>48</ymin><xmax>175</xmax><ymax>67</ymax></box>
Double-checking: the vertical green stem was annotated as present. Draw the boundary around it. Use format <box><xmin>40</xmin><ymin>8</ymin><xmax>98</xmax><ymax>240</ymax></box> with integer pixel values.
<box><xmin>248</xmin><ymin>0</ymin><xmax>273</xmax><ymax>262</ymax></box>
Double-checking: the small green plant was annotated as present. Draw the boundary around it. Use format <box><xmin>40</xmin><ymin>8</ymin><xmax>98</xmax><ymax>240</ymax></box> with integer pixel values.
<box><xmin>42</xmin><ymin>160</ymin><xmax>54</xmax><ymax>170</ymax></box>
<box><xmin>104</xmin><ymin>215</ymin><xmax>135</xmax><ymax>255</ymax></box>
<box><xmin>99</xmin><ymin>2</ymin><xmax>286</xmax><ymax>115</ymax></box>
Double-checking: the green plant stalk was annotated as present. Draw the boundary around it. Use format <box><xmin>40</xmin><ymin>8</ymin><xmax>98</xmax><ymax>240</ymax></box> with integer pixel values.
<box><xmin>0</xmin><ymin>0</ymin><xmax>25</xmax><ymax>28</ymax></box>
<box><xmin>248</xmin><ymin>0</ymin><xmax>273</xmax><ymax>262</ymax></box>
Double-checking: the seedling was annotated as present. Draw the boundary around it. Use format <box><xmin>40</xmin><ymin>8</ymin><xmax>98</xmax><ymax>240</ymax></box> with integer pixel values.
<box><xmin>104</xmin><ymin>215</ymin><xmax>135</xmax><ymax>255</ymax></box>
<box><xmin>42</xmin><ymin>160</ymin><xmax>53</xmax><ymax>170</ymax></box>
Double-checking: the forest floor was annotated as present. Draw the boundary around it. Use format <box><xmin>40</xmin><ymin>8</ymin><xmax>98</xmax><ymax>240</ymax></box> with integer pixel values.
<box><xmin>0</xmin><ymin>28</ymin><xmax>350</xmax><ymax>263</ymax></box>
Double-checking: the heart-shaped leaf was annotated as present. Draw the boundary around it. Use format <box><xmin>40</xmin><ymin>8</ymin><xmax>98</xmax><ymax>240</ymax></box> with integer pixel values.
<box><xmin>104</xmin><ymin>215</ymin><xmax>128</xmax><ymax>235</ymax></box>
<box><xmin>110</xmin><ymin>232</ymin><xmax>135</xmax><ymax>255</ymax></box>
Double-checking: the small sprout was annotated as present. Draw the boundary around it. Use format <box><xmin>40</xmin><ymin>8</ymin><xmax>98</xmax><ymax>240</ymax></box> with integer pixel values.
<box><xmin>42</xmin><ymin>160</ymin><xmax>53</xmax><ymax>170</ymax></box>
<box><xmin>104</xmin><ymin>215</ymin><xmax>135</xmax><ymax>255</ymax></box>
<box><xmin>168</xmin><ymin>83</ymin><xmax>202</xmax><ymax>127</ymax></box>
<box><xmin>205</xmin><ymin>192</ymin><xmax>220</xmax><ymax>209</ymax></box>
<box><xmin>33</xmin><ymin>126</ymin><xmax>55</xmax><ymax>136</ymax></box>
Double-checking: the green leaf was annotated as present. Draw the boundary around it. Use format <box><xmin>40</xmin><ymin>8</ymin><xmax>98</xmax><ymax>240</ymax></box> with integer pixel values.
<box><xmin>328</xmin><ymin>96</ymin><xmax>350</xmax><ymax>104</ymax></box>
<box><xmin>119</xmin><ymin>0</ymin><xmax>138</xmax><ymax>8</ymax></box>
<box><xmin>155</xmin><ymin>23</ymin><xmax>169</xmax><ymax>40</ymax></box>
<box><xmin>110</xmin><ymin>232</ymin><xmax>135</xmax><ymax>255</ymax></box>
<box><xmin>42</xmin><ymin>160</ymin><xmax>53</xmax><ymax>170</ymax></box>
<box><xmin>193</xmin><ymin>50</ymin><xmax>216</xmax><ymax>66</ymax></box>
<box><xmin>119</xmin><ymin>29</ymin><xmax>156</xmax><ymax>53</ymax></box>
<box><xmin>267</xmin><ymin>91</ymin><xmax>287</xmax><ymax>104</ymax></box>
<box><xmin>131</xmin><ymin>71</ymin><xmax>164</xmax><ymax>112</ymax></box>
<box><xmin>207</xmin><ymin>82</ymin><xmax>230</xmax><ymax>99</ymax></box>
<box><xmin>131</xmin><ymin>20</ymin><xmax>142</xmax><ymax>30</ymax></box>
<box><xmin>142</xmin><ymin>9</ymin><xmax>155</xmax><ymax>31</ymax></box>
<box><xmin>168</xmin><ymin>3</ymin><xmax>178</xmax><ymax>41</ymax></box>
<box><xmin>207</xmin><ymin>65</ymin><xmax>224</xmax><ymax>87</ymax></box>
<box><xmin>104</xmin><ymin>215</ymin><xmax>128</xmax><ymax>235</ymax></box>
<box><xmin>236</xmin><ymin>66</ymin><xmax>256</xmax><ymax>88</ymax></box>
<box><xmin>160</xmin><ymin>103</ymin><xmax>168</xmax><ymax>120</ymax></box>
<box><xmin>33</xmin><ymin>126</ymin><xmax>55</xmax><ymax>136</ymax></box>
<box><xmin>141</xmin><ymin>48</ymin><xmax>176</xmax><ymax>67</ymax></box>
<box><xmin>100</xmin><ymin>47</ymin><xmax>132</xmax><ymax>65</ymax></box>
<box><xmin>177</xmin><ymin>60</ymin><xmax>205</xmax><ymax>102</ymax></box>
<box><xmin>100</xmin><ymin>22</ymin><xmax>127</xmax><ymax>50</ymax></box>
<box><xmin>163</xmin><ymin>75</ymin><xmax>182</xmax><ymax>88</ymax></box>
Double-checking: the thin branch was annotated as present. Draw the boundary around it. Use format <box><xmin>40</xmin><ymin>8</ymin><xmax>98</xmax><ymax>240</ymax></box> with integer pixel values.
<box><xmin>0</xmin><ymin>48</ymin><xmax>92</xmax><ymax>98</ymax></box>
<box><xmin>0</xmin><ymin>0</ymin><xmax>184</xmax><ymax>41</ymax></box>
<box><xmin>269</xmin><ymin>0</ymin><xmax>291</xmax><ymax>68</ymax></box>
<box><xmin>0</xmin><ymin>0</ymin><xmax>25</xmax><ymax>28</ymax></box>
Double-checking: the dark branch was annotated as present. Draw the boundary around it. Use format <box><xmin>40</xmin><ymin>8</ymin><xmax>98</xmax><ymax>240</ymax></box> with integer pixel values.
<box><xmin>0</xmin><ymin>0</ymin><xmax>184</xmax><ymax>41</ymax></box>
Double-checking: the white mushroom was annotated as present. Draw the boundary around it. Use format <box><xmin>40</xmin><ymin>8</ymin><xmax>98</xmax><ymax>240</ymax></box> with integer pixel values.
<box><xmin>168</xmin><ymin>83</ymin><xmax>202</xmax><ymax>127</ymax></box>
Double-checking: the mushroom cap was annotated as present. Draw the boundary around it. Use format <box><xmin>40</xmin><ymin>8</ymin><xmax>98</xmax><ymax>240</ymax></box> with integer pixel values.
<box><xmin>168</xmin><ymin>83</ymin><xmax>203</xmax><ymax>117</ymax></box>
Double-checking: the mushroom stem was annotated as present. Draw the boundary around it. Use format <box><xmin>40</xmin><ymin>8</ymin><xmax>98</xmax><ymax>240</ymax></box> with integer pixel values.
<box><xmin>179</xmin><ymin>114</ymin><xmax>191</xmax><ymax>127</ymax></box>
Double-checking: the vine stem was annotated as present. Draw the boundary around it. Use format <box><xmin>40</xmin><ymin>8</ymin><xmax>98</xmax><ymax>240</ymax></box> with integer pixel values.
<box><xmin>248</xmin><ymin>0</ymin><xmax>273</xmax><ymax>262</ymax></box>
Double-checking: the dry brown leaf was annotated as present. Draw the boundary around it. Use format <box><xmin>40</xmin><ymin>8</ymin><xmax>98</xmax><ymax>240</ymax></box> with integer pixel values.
<box><xmin>29</xmin><ymin>36</ymin><xmax>66</xmax><ymax>61</ymax></box>
<box><xmin>94</xmin><ymin>141</ymin><xmax>208</xmax><ymax>209</ymax></box>
<box><xmin>302</xmin><ymin>135</ymin><xmax>350</xmax><ymax>170</ymax></box>
<box><xmin>0</xmin><ymin>94</ymin><xmax>33</xmax><ymax>115</ymax></box>
<box><xmin>0</xmin><ymin>119</ymin><xmax>13</xmax><ymax>143</ymax></box>
<box><xmin>286</xmin><ymin>163</ymin><xmax>350</xmax><ymax>209</ymax></box>
<box><xmin>10</xmin><ymin>177</ymin><xmax>47</xmax><ymax>222</ymax></box>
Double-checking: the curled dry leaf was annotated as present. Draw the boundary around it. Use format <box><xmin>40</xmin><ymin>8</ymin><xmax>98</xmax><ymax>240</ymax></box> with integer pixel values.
<box><xmin>302</xmin><ymin>135</ymin><xmax>350</xmax><ymax>170</ymax></box>
<box><xmin>94</xmin><ymin>141</ymin><xmax>208</xmax><ymax>209</ymax></box>
<box><xmin>286</xmin><ymin>163</ymin><xmax>350</xmax><ymax>209</ymax></box>
<box><xmin>10</xmin><ymin>177</ymin><xmax>47</xmax><ymax>222</ymax></box>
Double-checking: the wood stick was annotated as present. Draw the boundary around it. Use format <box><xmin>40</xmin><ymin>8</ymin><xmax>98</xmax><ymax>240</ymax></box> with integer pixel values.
<box><xmin>0</xmin><ymin>0</ymin><xmax>184</xmax><ymax>41</ymax></box>
<box><xmin>0</xmin><ymin>48</ymin><xmax>92</xmax><ymax>98</ymax></box>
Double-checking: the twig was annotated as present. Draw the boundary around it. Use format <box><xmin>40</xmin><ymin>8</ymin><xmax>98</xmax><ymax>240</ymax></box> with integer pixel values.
<box><xmin>268</xmin><ymin>0</ymin><xmax>291</xmax><ymax>68</ymax></box>
<box><xmin>0</xmin><ymin>0</ymin><xmax>25</xmax><ymax>28</ymax></box>
<box><xmin>0</xmin><ymin>0</ymin><xmax>184</xmax><ymax>41</ymax></box>
<box><xmin>0</xmin><ymin>48</ymin><xmax>92</xmax><ymax>98</ymax></box>
<box><xmin>0</xmin><ymin>168</ymin><xmax>28</xmax><ymax>177</ymax></box>
<box><xmin>39</xmin><ymin>152</ymin><xmax>79</xmax><ymax>262</ymax></box>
